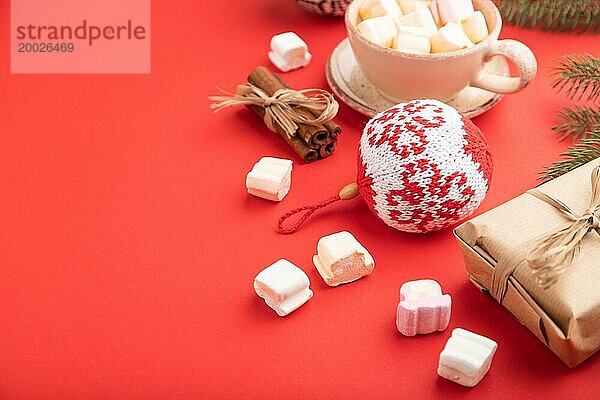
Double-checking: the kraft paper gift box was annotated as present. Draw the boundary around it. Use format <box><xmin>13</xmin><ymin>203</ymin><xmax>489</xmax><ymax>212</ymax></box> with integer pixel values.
<box><xmin>454</xmin><ymin>158</ymin><xmax>600</xmax><ymax>367</ymax></box>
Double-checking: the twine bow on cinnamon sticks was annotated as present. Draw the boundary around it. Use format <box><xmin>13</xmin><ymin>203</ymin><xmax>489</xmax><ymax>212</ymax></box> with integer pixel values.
<box><xmin>525</xmin><ymin>166</ymin><xmax>600</xmax><ymax>288</ymax></box>
<box><xmin>211</xmin><ymin>84</ymin><xmax>338</xmax><ymax>140</ymax></box>
<box><xmin>209</xmin><ymin>66</ymin><xmax>341</xmax><ymax>163</ymax></box>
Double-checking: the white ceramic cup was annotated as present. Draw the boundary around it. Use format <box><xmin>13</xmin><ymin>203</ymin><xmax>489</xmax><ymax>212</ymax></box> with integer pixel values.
<box><xmin>345</xmin><ymin>0</ymin><xmax>538</xmax><ymax>102</ymax></box>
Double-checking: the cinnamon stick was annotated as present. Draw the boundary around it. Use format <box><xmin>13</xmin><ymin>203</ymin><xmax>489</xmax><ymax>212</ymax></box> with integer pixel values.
<box><xmin>318</xmin><ymin>136</ymin><xmax>338</xmax><ymax>159</ymax></box>
<box><xmin>311</xmin><ymin>108</ymin><xmax>342</xmax><ymax>137</ymax></box>
<box><xmin>293</xmin><ymin>107</ymin><xmax>331</xmax><ymax>148</ymax></box>
<box><xmin>248</xmin><ymin>66</ymin><xmax>330</xmax><ymax>148</ymax></box>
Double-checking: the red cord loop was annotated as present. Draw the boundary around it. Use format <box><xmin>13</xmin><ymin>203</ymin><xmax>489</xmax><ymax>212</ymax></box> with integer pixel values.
<box><xmin>277</xmin><ymin>196</ymin><xmax>342</xmax><ymax>234</ymax></box>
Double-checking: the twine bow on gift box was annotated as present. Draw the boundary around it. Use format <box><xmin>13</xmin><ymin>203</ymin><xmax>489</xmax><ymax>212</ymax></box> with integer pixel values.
<box><xmin>492</xmin><ymin>166</ymin><xmax>600</xmax><ymax>301</ymax></box>
<box><xmin>209</xmin><ymin>83</ymin><xmax>339</xmax><ymax>139</ymax></box>
<box><xmin>527</xmin><ymin>166</ymin><xmax>600</xmax><ymax>288</ymax></box>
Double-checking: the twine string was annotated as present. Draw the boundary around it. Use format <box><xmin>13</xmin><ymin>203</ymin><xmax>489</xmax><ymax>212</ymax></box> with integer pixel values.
<box><xmin>277</xmin><ymin>183</ymin><xmax>360</xmax><ymax>234</ymax></box>
<box><xmin>526</xmin><ymin>166</ymin><xmax>600</xmax><ymax>288</ymax></box>
<box><xmin>277</xmin><ymin>196</ymin><xmax>343</xmax><ymax>235</ymax></box>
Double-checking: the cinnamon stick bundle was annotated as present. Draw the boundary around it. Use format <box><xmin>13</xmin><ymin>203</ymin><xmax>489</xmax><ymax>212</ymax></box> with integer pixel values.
<box><xmin>248</xmin><ymin>66</ymin><xmax>340</xmax><ymax>149</ymax></box>
<box><xmin>243</xmin><ymin>100</ymin><xmax>319</xmax><ymax>163</ymax></box>
<box><xmin>232</xmin><ymin>65</ymin><xmax>341</xmax><ymax>163</ymax></box>
<box><xmin>272</xmin><ymin>70</ymin><xmax>342</xmax><ymax>138</ymax></box>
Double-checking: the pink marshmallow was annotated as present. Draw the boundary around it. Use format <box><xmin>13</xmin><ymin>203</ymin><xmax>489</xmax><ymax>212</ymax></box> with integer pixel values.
<box><xmin>396</xmin><ymin>279</ymin><xmax>451</xmax><ymax>336</ymax></box>
<box><xmin>436</xmin><ymin>0</ymin><xmax>475</xmax><ymax>25</ymax></box>
<box><xmin>429</xmin><ymin>0</ymin><xmax>441</xmax><ymax>26</ymax></box>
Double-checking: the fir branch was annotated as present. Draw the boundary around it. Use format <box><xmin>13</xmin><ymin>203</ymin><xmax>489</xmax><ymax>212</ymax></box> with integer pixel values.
<box><xmin>493</xmin><ymin>0</ymin><xmax>600</xmax><ymax>33</ymax></box>
<box><xmin>540</xmin><ymin>129</ymin><xmax>600</xmax><ymax>181</ymax></box>
<box><xmin>553</xmin><ymin>106</ymin><xmax>600</xmax><ymax>141</ymax></box>
<box><xmin>552</xmin><ymin>55</ymin><xmax>600</xmax><ymax>101</ymax></box>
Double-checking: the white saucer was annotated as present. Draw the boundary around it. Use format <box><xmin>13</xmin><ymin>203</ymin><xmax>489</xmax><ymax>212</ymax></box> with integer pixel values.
<box><xmin>326</xmin><ymin>38</ymin><xmax>508</xmax><ymax>118</ymax></box>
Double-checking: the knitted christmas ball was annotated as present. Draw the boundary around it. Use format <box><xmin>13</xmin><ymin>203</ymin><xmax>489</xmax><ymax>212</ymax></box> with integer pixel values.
<box><xmin>295</xmin><ymin>0</ymin><xmax>352</xmax><ymax>16</ymax></box>
<box><xmin>277</xmin><ymin>99</ymin><xmax>492</xmax><ymax>235</ymax></box>
<box><xmin>357</xmin><ymin>99</ymin><xmax>492</xmax><ymax>233</ymax></box>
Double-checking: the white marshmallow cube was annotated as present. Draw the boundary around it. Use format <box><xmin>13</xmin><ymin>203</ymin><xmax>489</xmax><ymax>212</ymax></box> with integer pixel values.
<box><xmin>461</xmin><ymin>10</ymin><xmax>489</xmax><ymax>44</ymax></box>
<box><xmin>359</xmin><ymin>0</ymin><xmax>403</xmax><ymax>20</ymax></box>
<box><xmin>268</xmin><ymin>32</ymin><xmax>312</xmax><ymax>72</ymax></box>
<box><xmin>431</xmin><ymin>21</ymin><xmax>473</xmax><ymax>53</ymax></box>
<box><xmin>396</xmin><ymin>25</ymin><xmax>433</xmax><ymax>37</ymax></box>
<box><xmin>246</xmin><ymin>157</ymin><xmax>293</xmax><ymax>202</ymax></box>
<box><xmin>436</xmin><ymin>0</ymin><xmax>475</xmax><ymax>25</ymax></box>
<box><xmin>393</xmin><ymin>25</ymin><xmax>432</xmax><ymax>53</ymax></box>
<box><xmin>438</xmin><ymin>328</ymin><xmax>498</xmax><ymax>387</ymax></box>
<box><xmin>356</xmin><ymin>15</ymin><xmax>399</xmax><ymax>47</ymax></box>
<box><xmin>397</xmin><ymin>0</ymin><xmax>431</xmax><ymax>14</ymax></box>
<box><xmin>254</xmin><ymin>259</ymin><xmax>313</xmax><ymax>317</ymax></box>
<box><xmin>395</xmin><ymin>8</ymin><xmax>438</xmax><ymax>34</ymax></box>
<box><xmin>313</xmin><ymin>231</ymin><xmax>375</xmax><ymax>287</ymax></box>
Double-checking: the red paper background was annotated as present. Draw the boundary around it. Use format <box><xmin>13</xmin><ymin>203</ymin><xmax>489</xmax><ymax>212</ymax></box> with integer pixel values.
<box><xmin>1</xmin><ymin>0</ymin><xmax>599</xmax><ymax>399</ymax></box>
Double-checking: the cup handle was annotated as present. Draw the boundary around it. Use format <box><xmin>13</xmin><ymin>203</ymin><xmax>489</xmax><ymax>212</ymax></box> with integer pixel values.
<box><xmin>470</xmin><ymin>39</ymin><xmax>537</xmax><ymax>94</ymax></box>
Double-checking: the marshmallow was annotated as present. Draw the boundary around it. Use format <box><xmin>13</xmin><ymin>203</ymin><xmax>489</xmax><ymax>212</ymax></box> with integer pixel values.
<box><xmin>359</xmin><ymin>0</ymin><xmax>403</xmax><ymax>20</ymax></box>
<box><xmin>356</xmin><ymin>16</ymin><xmax>399</xmax><ymax>47</ymax></box>
<box><xmin>246</xmin><ymin>157</ymin><xmax>293</xmax><ymax>202</ymax></box>
<box><xmin>254</xmin><ymin>259</ymin><xmax>313</xmax><ymax>317</ymax></box>
<box><xmin>436</xmin><ymin>0</ymin><xmax>475</xmax><ymax>25</ymax></box>
<box><xmin>393</xmin><ymin>30</ymin><xmax>431</xmax><ymax>54</ymax></box>
<box><xmin>438</xmin><ymin>328</ymin><xmax>498</xmax><ymax>387</ymax></box>
<box><xmin>396</xmin><ymin>280</ymin><xmax>451</xmax><ymax>336</ymax></box>
<box><xmin>396</xmin><ymin>25</ymin><xmax>433</xmax><ymax>37</ymax></box>
<box><xmin>461</xmin><ymin>10</ymin><xmax>489</xmax><ymax>44</ymax></box>
<box><xmin>395</xmin><ymin>8</ymin><xmax>438</xmax><ymax>34</ymax></box>
<box><xmin>268</xmin><ymin>32</ymin><xmax>312</xmax><ymax>72</ymax></box>
<box><xmin>397</xmin><ymin>0</ymin><xmax>430</xmax><ymax>14</ymax></box>
<box><xmin>313</xmin><ymin>231</ymin><xmax>375</xmax><ymax>286</ymax></box>
<box><xmin>430</xmin><ymin>22</ymin><xmax>474</xmax><ymax>53</ymax></box>
<box><xmin>429</xmin><ymin>0</ymin><xmax>441</xmax><ymax>25</ymax></box>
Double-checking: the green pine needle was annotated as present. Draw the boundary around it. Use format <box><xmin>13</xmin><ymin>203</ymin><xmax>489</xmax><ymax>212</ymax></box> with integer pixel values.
<box><xmin>540</xmin><ymin>129</ymin><xmax>600</xmax><ymax>181</ymax></box>
<box><xmin>553</xmin><ymin>106</ymin><xmax>600</xmax><ymax>141</ymax></box>
<box><xmin>493</xmin><ymin>0</ymin><xmax>600</xmax><ymax>33</ymax></box>
<box><xmin>542</xmin><ymin>56</ymin><xmax>600</xmax><ymax>180</ymax></box>
<box><xmin>553</xmin><ymin>55</ymin><xmax>600</xmax><ymax>101</ymax></box>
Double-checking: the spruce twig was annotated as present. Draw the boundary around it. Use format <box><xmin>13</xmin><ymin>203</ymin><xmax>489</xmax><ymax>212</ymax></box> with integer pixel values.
<box><xmin>542</xmin><ymin>56</ymin><xmax>600</xmax><ymax>179</ymax></box>
<box><xmin>540</xmin><ymin>129</ymin><xmax>600</xmax><ymax>181</ymax></box>
<box><xmin>552</xmin><ymin>55</ymin><xmax>600</xmax><ymax>101</ymax></box>
<box><xmin>493</xmin><ymin>0</ymin><xmax>600</xmax><ymax>33</ymax></box>
<box><xmin>553</xmin><ymin>106</ymin><xmax>600</xmax><ymax>141</ymax></box>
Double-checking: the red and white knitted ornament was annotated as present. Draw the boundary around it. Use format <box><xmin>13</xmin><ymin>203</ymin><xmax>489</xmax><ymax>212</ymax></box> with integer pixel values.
<box><xmin>278</xmin><ymin>99</ymin><xmax>492</xmax><ymax>234</ymax></box>
<box><xmin>295</xmin><ymin>0</ymin><xmax>352</xmax><ymax>16</ymax></box>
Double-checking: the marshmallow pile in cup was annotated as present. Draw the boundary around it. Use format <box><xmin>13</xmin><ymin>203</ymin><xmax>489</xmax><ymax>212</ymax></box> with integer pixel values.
<box><xmin>356</xmin><ymin>0</ymin><xmax>489</xmax><ymax>54</ymax></box>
